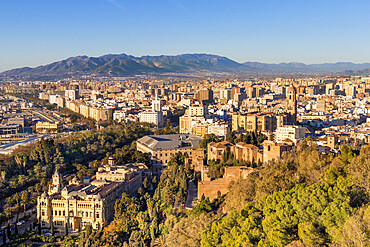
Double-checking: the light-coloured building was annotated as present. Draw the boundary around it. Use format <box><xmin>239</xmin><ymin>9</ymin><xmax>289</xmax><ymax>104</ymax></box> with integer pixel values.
<box><xmin>37</xmin><ymin>159</ymin><xmax>149</xmax><ymax>232</ymax></box>
<box><xmin>189</xmin><ymin>102</ymin><xmax>206</xmax><ymax>117</ymax></box>
<box><xmin>152</xmin><ymin>95</ymin><xmax>162</xmax><ymax>112</ymax></box>
<box><xmin>138</xmin><ymin>95</ymin><xmax>164</xmax><ymax>126</ymax></box>
<box><xmin>89</xmin><ymin>107</ymin><xmax>113</xmax><ymax>122</ymax></box>
<box><xmin>113</xmin><ymin>110</ymin><xmax>127</xmax><ymax>122</ymax></box>
<box><xmin>48</xmin><ymin>95</ymin><xmax>64</xmax><ymax>108</ymax></box>
<box><xmin>193</xmin><ymin>122</ymin><xmax>230</xmax><ymax>138</ymax></box>
<box><xmin>275</xmin><ymin>125</ymin><xmax>305</xmax><ymax>144</ymax></box>
<box><xmin>138</xmin><ymin>111</ymin><xmax>163</xmax><ymax>127</ymax></box>
<box><xmin>179</xmin><ymin>102</ymin><xmax>207</xmax><ymax>134</ymax></box>
<box><xmin>36</xmin><ymin>121</ymin><xmax>63</xmax><ymax>133</ymax></box>
<box><xmin>39</xmin><ymin>92</ymin><xmax>49</xmax><ymax>101</ymax></box>
<box><xmin>65</xmin><ymin>90</ymin><xmax>79</xmax><ymax>101</ymax></box>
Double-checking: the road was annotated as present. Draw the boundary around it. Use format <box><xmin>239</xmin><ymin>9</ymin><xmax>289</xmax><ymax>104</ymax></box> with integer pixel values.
<box><xmin>0</xmin><ymin>134</ymin><xmax>50</xmax><ymax>154</ymax></box>
<box><xmin>0</xmin><ymin>208</ymin><xmax>35</xmax><ymax>228</ymax></box>
<box><xmin>185</xmin><ymin>180</ymin><xmax>197</xmax><ymax>209</ymax></box>
<box><xmin>0</xmin><ymin>212</ymin><xmax>36</xmax><ymax>245</ymax></box>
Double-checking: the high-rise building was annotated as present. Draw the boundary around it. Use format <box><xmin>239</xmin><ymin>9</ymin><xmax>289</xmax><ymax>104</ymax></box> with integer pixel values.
<box><xmin>195</xmin><ymin>89</ymin><xmax>213</xmax><ymax>104</ymax></box>
<box><xmin>152</xmin><ymin>94</ymin><xmax>162</xmax><ymax>112</ymax></box>
<box><xmin>65</xmin><ymin>90</ymin><xmax>79</xmax><ymax>101</ymax></box>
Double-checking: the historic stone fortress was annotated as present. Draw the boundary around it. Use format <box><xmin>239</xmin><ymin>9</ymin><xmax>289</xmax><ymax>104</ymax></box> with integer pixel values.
<box><xmin>198</xmin><ymin>166</ymin><xmax>255</xmax><ymax>201</ymax></box>
<box><xmin>37</xmin><ymin>157</ymin><xmax>149</xmax><ymax>231</ymax></box>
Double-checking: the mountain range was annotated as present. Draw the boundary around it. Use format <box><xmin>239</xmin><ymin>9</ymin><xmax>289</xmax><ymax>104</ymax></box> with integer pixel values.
<box><xmin>1</xmin><ymin>53</ymin><xmax>370</xmax><ymax>78</ymax></box>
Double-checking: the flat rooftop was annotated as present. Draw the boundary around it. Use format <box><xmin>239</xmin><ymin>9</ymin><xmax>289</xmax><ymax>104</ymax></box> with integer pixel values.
<box><xmin>137</xmin><ymin>134</ymin><xmax>203</xmax><ymax>150</ymax></box>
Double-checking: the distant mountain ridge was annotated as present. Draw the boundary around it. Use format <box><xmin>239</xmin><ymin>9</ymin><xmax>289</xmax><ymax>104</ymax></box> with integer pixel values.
<box><xmin>243</xmin><ymin>61</ymin><xmax>370</xmax><ymax>73</ymax></box>
<box><xmin>1</xmin><ymin>53</ymin><xmax>253</xmax><ymax>78</ymax></box>
<box><xmin>1</xmin><ymin>53</ymin><xmax>370</xmax><ymax>78</ymax></box>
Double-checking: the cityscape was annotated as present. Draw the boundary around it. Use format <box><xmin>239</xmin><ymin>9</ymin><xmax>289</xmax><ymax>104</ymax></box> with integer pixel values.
<box><xmin>1</xmin><ymin>0</ymin><xmax>370</xmax><ymax>246</ymax></box>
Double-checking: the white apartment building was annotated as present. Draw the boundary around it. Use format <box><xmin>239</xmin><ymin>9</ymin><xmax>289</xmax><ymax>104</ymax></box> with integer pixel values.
<box><xmin>275</xmin><ymin>126</ymin><xmax>306</xmax><ymax>144</ymax></box>
<box><xmin>138</xmin><ymin>111</ymin><xmax>163</xmax><ymax>127</ymax></box>
<box><xmin>208</xmin><ymin>124</ymin><xmax>230</xmax><ymax>137</ymax></box>
<box><xmin>189</xmin><ymin>102</ymin><xmax>206</xmax><ymax>117</ymax></box>
<box><xmin>65</xmin><ymin>90</ymin><xmax>78</xmax><ymax>101</ymax></box>
<box><xmin>113</xmin><ymin>110</ymin><xmax>127</xmax><ymax>122</ymax></box>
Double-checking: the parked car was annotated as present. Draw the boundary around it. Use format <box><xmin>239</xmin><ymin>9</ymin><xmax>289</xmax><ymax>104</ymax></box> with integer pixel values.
<box><xmin>16</xmin><ymin>220</ymin><xmax>25</xmax><ymax>226</ymax></box>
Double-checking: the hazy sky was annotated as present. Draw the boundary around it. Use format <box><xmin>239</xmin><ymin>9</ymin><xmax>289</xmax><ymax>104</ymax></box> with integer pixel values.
<box><xmin>1</xmin><ymin>0</ymin><xmax>370</xmax><ymax>72</ymax></box>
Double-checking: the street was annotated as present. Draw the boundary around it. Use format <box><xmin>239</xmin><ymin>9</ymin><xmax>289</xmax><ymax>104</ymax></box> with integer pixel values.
<box><xmin>185</xmin><ymin>180</ymin><xmax>197</xmax><ymax>209</ymax></box>
<box><xmin>0</xmin><ymin>211</ymin><xmax>36</xmax><ymax>245</ymax></box>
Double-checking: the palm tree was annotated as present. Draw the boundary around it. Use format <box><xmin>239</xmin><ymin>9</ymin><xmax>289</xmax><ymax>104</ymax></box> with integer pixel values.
<box><xmin>12</xmin><ymin>193</ymin><xmax>20</xmax><ymax>205</ymax></box>
<box><xmin>4</xmin><ymin>208</ymin><xmax>12</xmax><ymax>225</ymax></box>
<box><xmin>5</xmin><ymin>197</ymin><xmax>13</xmax><ymax>207</ymax></box>
<box><xmin>18</xmin><ymin>175</ymin><xmax>27</xmax><ymax>187</ymax></box>
<box><xmin>20</xmin><ymin>191</ymin><xmax>29</xmax><ymax>214</ymax></box>
<box><xmin>14</xmin><ymin>204</ymin><xmax>21</xmax><ymax>222</ymax></box>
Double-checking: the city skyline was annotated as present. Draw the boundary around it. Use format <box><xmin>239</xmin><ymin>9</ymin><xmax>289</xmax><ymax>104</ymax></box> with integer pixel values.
<box><xmin>2</xmin><ymin>0</ymin><xmax>370</xmax><ymax>72</ymax></box>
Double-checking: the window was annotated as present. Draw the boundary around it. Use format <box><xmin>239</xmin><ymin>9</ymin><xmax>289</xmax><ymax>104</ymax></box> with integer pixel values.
<box><xmin>41</xmin><ymin>210</ymin><xmax>45</xmax><ymax>216</ymax></box>
<box><xmin>96</xmin><ymin>213</ymin><xmax>100</xmax><ymax>218</ymax></box>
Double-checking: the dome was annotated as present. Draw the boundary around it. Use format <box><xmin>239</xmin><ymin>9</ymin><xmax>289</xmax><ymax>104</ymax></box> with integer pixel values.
<box><xmin>41</xmin><ymin>191</ymin><xmax>48</xmax><ymax>199</ymax></box>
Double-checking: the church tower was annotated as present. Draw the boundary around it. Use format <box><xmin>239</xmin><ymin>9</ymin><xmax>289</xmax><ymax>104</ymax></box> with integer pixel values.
<box><xmin>286</xmin><ymin>85</ymin><xmax>297</xmax><ymax>124</ymax></box>
<box><xmin>49</xmin><ymin>169</ymin><xmax>62</xmax><ymax>195</ymax></box>
<box><xmin>108</xmin><ymin>156</ymin><xmax>116</xmax><ymax>166</ymax></box>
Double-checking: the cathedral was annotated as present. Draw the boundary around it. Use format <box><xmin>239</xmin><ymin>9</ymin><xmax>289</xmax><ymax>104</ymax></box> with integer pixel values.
<box><xmin>286</xmin><ymin>85</ymin><xmax>297</xmax><ymax>125</ymax></box>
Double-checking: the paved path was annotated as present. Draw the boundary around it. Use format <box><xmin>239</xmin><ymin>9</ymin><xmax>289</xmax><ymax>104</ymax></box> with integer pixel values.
<box><xmin>185</xmin><ymin>180</ymin><xmax>197</xmax><ymax>209</ymax></box>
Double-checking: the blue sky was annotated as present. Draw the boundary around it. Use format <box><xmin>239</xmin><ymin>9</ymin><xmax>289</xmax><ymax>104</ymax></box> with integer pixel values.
<box><xmin>1</xmin><ymin>0</ymin><xmax>370</xmax><ymax>72</ymax></box>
